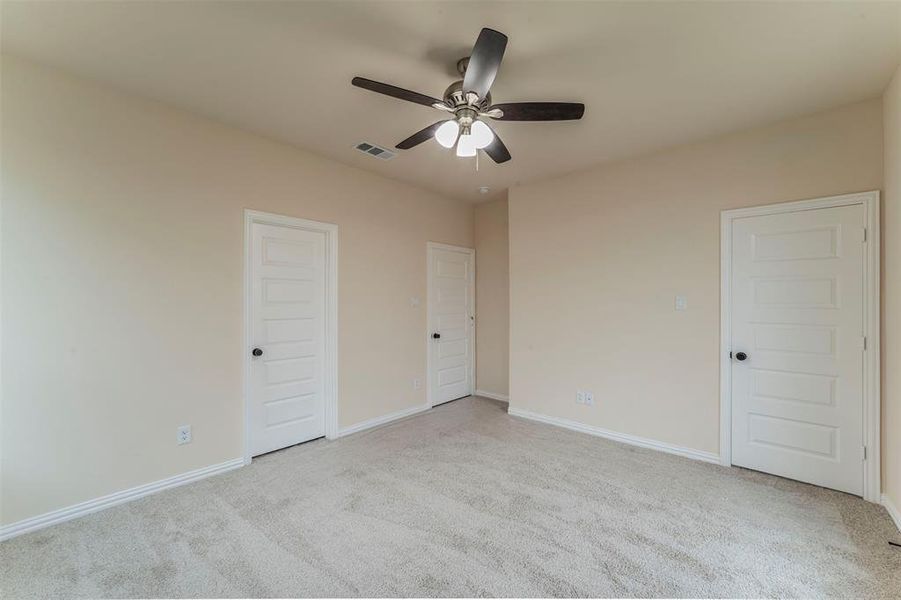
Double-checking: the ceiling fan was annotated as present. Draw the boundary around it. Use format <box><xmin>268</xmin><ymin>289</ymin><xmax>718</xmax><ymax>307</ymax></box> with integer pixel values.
<box><xmin>351</xmin><ymin>28</ymin><xmax>584</xmax><ymax>164</ymax></box>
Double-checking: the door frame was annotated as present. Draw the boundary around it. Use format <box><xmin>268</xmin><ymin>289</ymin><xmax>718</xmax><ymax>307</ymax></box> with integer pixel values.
<box><xmin>243</xmin><ymin>209</ymin><xmax>339</xmax><ymax>465</ymax></box>
<box><xmin>426</xmin><ymin>242</ymin><xmax>476</xmax><ymax>408</ymax></box>
<box><xmin>719</xmin><ymin>191</ymin><xmax>880</xmax><ymax>502</ymax></box>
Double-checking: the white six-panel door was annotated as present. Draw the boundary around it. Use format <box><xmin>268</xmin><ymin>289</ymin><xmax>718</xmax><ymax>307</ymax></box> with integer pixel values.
<box><xmin>428</xmin><ymin>244</ymin><xmax>474</xmax><ymax>406</ymax></box>
<box><xmin>730</xmin><ymin>203</ymin><xmax>865</xmax><ymax>495</ymax></box>
<box><xmin>248</xmin><ymin>221</ymin><xmax>326</xmax><ymax>456</ymax></box>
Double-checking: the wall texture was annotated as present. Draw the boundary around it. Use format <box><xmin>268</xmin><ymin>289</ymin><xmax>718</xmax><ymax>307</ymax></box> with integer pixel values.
<box><xmin>509</xmin><ymin>99</ymin><xmax>884</xmax><ymax>456</ymax></box>
<box><xmin>474</xmin><ymin>196</ymin><xmax>509</xmax><ymax>397</ymax></box>
<box><xmin>883</xmin><ymin>64</ymin><xmax>901</xmax><ymax>516</ymax></box>
<box><xmin>0</xmin><ymin>56</ymin><xmax>473</xmax><ymax>526</ymax></box>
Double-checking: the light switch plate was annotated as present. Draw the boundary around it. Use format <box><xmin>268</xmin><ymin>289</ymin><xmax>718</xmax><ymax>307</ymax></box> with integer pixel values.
<box><xmin>675</xmin><ymin>295</ymin><xmax>688</xmax><ymax>311</ymax></box>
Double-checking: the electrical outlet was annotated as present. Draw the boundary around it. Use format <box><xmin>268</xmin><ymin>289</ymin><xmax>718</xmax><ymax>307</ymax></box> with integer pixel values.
<box><xmin>177</xmin><ymin>425</ymin><xmax>192</xmax><ymax>445</ymax></box>
<box><xmin>576</xmin><ymin>390</ymin><xmax>585</xmax><ymax>404</ymax></box>
<box><xmin>675</xmin><ymin>295</ymin><xmax>688</xmax><ymax>311</ymax></box>
<box><xmin>584</xmin><ymin>391</ymin><xmax>594</xmax><ymax>406</ymax></box>
<box><xmin>413</xmin><ymin>377</ymin><xmax>422</xmax><ymax>390</ymax></box>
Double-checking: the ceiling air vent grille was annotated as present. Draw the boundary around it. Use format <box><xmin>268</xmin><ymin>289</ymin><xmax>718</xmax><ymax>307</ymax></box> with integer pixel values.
<box><xmin>354</xmin><ymin>142</ymin><xmax>396</xmax><ymax>160</ymax></box>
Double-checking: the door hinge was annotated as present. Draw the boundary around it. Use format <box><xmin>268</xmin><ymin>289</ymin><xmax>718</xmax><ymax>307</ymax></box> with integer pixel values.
<box><xmin>863</xmin><ymin>446</ymin><xmax>867</xmax><ymax>460</ymax></box>
<box><xmin>862</xmin><ymin>336</ymin><xmax>867</xmax><ymax>351</ymax></box>
<box><xmin>862</xmin><ymin>227</ymin><xmax>867</xmax><ymax>243</ymax></box>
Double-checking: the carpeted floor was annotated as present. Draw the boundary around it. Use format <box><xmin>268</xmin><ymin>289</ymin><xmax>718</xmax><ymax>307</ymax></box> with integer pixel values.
<box><xmin>1</xmin><ymin>396</ymin><xmax>899</xmax><ymax>598</ymax></box>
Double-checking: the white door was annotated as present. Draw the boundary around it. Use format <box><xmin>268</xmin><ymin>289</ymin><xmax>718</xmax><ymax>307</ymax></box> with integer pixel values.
<box><xmin>249</xmin><ymin>222</ymin><xmax>326</xmax><ymax>456</ymax></box>
<box><xmin>428</xmin><ymin>244</ymin><xmax>474</xmax><ymax>406</ymax></box>
<box><xmin>730</xmin><ymin>204</ymin><xmax>865</xmax><ymax>495</ymax></box>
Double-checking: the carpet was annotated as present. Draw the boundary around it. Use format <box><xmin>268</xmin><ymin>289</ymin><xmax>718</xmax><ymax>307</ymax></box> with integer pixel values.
<box><xmin>1</xmin><ymin>396</ymin><xmax>899</xmax><ymax>598</ymax></box>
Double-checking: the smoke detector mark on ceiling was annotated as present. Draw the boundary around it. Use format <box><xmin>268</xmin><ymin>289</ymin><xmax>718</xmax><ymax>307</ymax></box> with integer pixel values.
<box><xmin>354</xmin><ymin>142</ymin><xmax>396</xmax><ymax>160</ymax></box>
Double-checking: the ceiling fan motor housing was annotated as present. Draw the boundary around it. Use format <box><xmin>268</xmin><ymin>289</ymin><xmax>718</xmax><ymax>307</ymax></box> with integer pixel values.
<box><xmin>443</xmin><ymin>80</ymin><xmax>492</xmax><ymax>111</ymax></box>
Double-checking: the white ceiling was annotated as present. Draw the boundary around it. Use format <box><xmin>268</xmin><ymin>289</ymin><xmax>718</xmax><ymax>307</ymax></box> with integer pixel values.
<box><xmin>2</xmin><ymin>1</ymin><xmax>899</xmax><ymax>202</ymax></box>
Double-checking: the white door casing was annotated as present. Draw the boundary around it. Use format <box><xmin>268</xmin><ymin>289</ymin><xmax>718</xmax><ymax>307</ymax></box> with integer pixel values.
<box><xmin>244</xmin><ymin>211</ymin><xmax>338</xmax><ymax>462</ymax></box>
<box><xmin>427</xmin><ymin>243</ymin><xmax>475</xmax><ymax>406</ymax></box>
<box><xmin>720</xmin><ymin>192</ymin><xmax>880</xmax><ymax>501</ymax></box>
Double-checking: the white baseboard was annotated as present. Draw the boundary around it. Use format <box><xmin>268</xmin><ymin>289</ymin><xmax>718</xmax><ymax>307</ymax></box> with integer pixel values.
<box><xmin>0</xmin><ymin>457</ymin><xmax>244</xmax><ymax>542</ymax></box>
<box><xmin>338</xmin><ymin>403</ymin><xmax>430</xmax><ymax>437</ymax></box>
<box><xmin>507</xmin><ymin>407</ymin><xmax>721</xmax><ymax>465</ymax></box>
<box><xmin>883</xmin><ymin>494</ymin><xmax>901</xmax><ymax>532</ymax></box>
<box><xmin>474</xmin><ymin>389</ymin><xmax>509</xmax><ymax>402</ymax></box>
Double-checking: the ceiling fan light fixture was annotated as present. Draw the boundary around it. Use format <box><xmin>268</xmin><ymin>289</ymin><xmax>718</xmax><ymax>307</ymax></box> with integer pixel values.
<box><xmin>455</xmin><ymin>133</ymin><xmax>477</xmax><ymax>157</ymax></box>
<box><xmin>435</xmin><ymin>120</ymin><xmax>460</xmax><ymax>148</ymax></box>
<box><xmin>470</xmin><ymin>120</ymin><xmax>494</xmax><ymax>149</ymax></box>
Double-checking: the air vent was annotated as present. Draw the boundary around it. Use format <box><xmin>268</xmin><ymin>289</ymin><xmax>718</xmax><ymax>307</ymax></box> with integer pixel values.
<box><xmin>354</xmin><ymin>142</ymin><xmax>396</xmax><ymax>160</ymax></box>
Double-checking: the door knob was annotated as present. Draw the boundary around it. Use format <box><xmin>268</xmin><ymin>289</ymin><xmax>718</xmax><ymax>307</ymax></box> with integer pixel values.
<box><xmin>734</xmin><ymin>351</ymin><xmax>748</xmax><ymax>361</ymax></box>
<box><xmin>432</xmin><ymin>333</ymin><xmax>441</xmax><ymax>339</ymax></box>
<box><xmin>252</xmin><ymin>348</ymin><xmax>263</xmax><ymax>357</ymax></box>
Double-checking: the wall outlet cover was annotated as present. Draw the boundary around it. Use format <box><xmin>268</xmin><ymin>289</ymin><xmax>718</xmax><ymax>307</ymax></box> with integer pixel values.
<box><xmin>177</xmin><ymin>425</ymin><xmax>192</xmax><ymax>445</ymax></box>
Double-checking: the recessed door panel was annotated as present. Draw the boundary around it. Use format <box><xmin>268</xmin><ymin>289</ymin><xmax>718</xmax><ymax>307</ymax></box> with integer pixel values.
<box><xmin>263</xmin><ymin>279</ymin><xmax>315</xmax><ymax>304</ymax></box>
<box><xmin>263</xmin><ymin>393</ymin><xmax>319</xmax><ymax>428</ymax></box>
<box><xmin>753</xmin><ymin>324</ymin><xmax>835</xmax><ymax>356</ymax></box>
<box><xmin>750</xmin><ymin>369</ymin><xmax>836</xmax><ymax>407</ymax></box>
<box><xmin>752</xmin><ymin>277</ymin><xmax>837</xmax><ymax>308</ymax></box>
<box><xmin>747</xmin><ymin>414</ymin><xmax>837</xmax><ymax>459</ymax></box>
<box><xmin>752</xmin><ymin>227</ymin><xmax>838</xmax><ymax>261</ymax></box>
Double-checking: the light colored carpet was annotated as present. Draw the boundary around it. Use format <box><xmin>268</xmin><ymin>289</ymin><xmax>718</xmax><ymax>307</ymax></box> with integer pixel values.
<box><xmin>1</xmin><ymin>396</ymin><xmax>899</xmax><ymax>598</ymax></box>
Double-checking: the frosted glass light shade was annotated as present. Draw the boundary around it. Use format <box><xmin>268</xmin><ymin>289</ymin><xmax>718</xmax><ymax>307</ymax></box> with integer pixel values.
<box><xmin>470</xmin><ymin>120</ymin><xmax>494</xmax><ymax>149</ymax></box>
<box><xmin>455</xmin><ymin>133</ymin><xmax>477</xmax><ymax>157</ymax></box>
<box><xmin>435</xmin><ymin>121</ymin><xmax>460</xmax><ymax>148</ymax></box>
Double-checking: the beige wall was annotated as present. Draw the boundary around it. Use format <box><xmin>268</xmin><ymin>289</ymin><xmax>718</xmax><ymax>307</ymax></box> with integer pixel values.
<box><xmin>2</xmin><ymin>51</ymin><xmax>896</xmax><ymax>530</ymax></box>
<box><xmin>883</xmin><ymin>64</ymin><xmax>901</xmax><ymax>513</ymax></box>
<box><xmin>474</xmin><ymin>196</ymin><xmax>509</xmax><ymax>397</ymax></box>
<box><xmin>0</xmin><ymin>55</ymin><xmax>473</xmax><ymax>526</ymax></box>
<box><xmin>509</xmin><ymin>99</ymin><xmax>884</xmax><ymax>456</ymax></box>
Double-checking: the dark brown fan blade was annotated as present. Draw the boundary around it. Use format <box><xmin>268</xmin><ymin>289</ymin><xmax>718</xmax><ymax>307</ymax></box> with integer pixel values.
<box><xmin>482</xmin><ymin>132</ymin><xmax>511</xmax><ymax>163</ymax></box>
<box><xmin>352</xmin><ymin>77</ymin><xmax>442</xmax><ymax>108</ymax></box>
<box><xmin>463</xmin><ymin>28</ymin><xmax>508</xmax><ymax>100</ymax></box>
<box><xmin>490</xmin><ymin>102</ymin><xmax>585</xmax><ymax>121</ymax></box>
<box><xmin>396</xmin><ymin>121</ymin><xmax>449</xmax><ymax>150</ymax></box>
